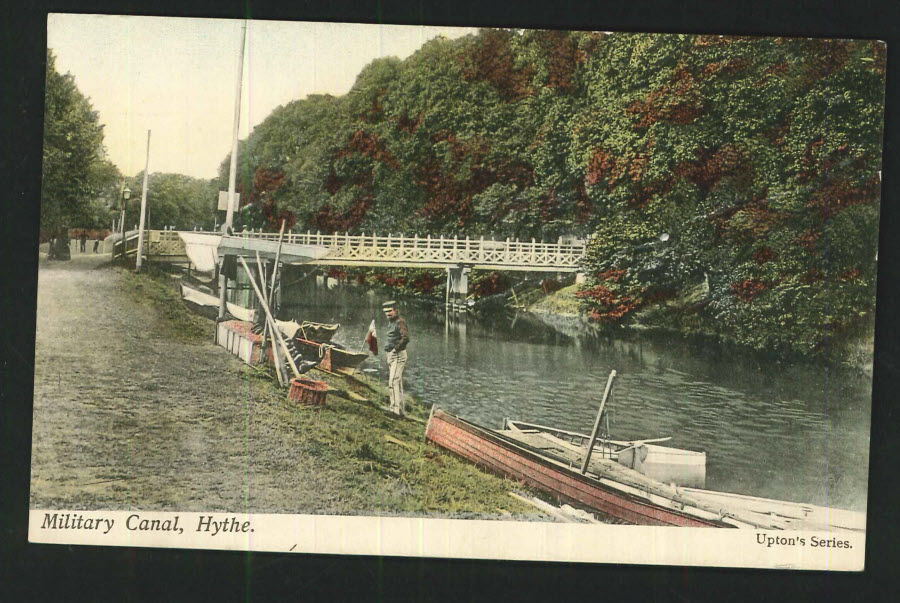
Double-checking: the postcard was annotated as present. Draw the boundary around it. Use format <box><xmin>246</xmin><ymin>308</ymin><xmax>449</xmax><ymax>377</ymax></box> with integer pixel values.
<box><xmin>30</xmin><ymin>14</ymin><xmax>883</xmax><ymax>570</ymax></box>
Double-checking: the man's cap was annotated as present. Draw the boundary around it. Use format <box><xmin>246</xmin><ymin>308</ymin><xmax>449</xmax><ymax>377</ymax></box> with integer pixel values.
<box><xmin>382</xmin><ymin>300</ymin><xmax>397</xmax><ymax>311</ymax></box>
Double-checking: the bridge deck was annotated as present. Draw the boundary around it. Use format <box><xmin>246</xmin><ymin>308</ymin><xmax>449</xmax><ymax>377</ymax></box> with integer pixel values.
<box><xmin>141</xmin><ymin>230</ymin><xmax>586</xmax><ymax>272</ymax></box>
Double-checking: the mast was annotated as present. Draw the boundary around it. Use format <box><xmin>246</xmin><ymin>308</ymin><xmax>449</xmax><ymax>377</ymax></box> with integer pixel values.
<box><xmin>219</xmin><ymin>20</ymin><xmax>247</xmax><ymax>321</ymax></box>
<box><xmin>224</xmin><ymin>20</ymin><xmax>247</xmax><ymax>232</ymax></box>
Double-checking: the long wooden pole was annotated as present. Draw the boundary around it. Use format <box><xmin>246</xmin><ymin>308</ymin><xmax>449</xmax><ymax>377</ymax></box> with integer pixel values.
<box><xmin>238</xmin><ymin>256</ymin><xmax>301</xmax><ymax>379</ymax></box>
<box><xmin>267</xmin><ymin>220</ymin><xmax>286</xmax><ymax>302</ymax></box>
<box><xmin>135</xmin><ymin>130</ymin><xmax>151</xmax><ymax>272</ymax></box>
<box><xmin>217</xmin><ymin>20</ymin><xmax>247</xmax><ymax>323</ymax></box>
<box><xmin>254</xmin><ymin>252</ymin><xmax>285</xmax><ymax>387</ymax></box>
<box><xmin>247</xmin><ymin>251</ymin><xmax>291</xmax><ymax>385</ymax></box>
<box><xmin>217</xmin><ymin>261</ymin><xmax>228</xmax><ymax>322</ymax></box>
<box><xmin>254</xmin><ymin>250</ymin><xmax>280</xmax><ymax>378</ymax></box>
<box><xmin>224</xmin><ymin>20</ymin><xmax>247</xmax><ymax>232</ymax></box>
<box><xmin>580</xmin><ymin>370</ymin><xmax>616</xmax><ymax>474</ymax></box>
<box><xmin>255</xmin><ymin>251</ymin><xmax>268</xmax><ymax>301</ymax></box>
<box><xmin>255</xmin><ymin>250</ymin><xmax>269</xmax><ymax>330</ymax></box>
<box><xmin>260</xmin><ymin>221</ymin><xmax>286</xmax><ymax>363</ymax></box>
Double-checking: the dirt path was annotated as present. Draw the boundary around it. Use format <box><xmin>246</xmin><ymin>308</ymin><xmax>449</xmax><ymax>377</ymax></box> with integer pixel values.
<box><xmin>30</xmin><ymin>253</ymin><xmax>546</xmax><ymax>521</ymax></box>
<box><xmin>30</xmin><ymin>253</ymin><xmax>310</xmax><ymax>512</ymax></box>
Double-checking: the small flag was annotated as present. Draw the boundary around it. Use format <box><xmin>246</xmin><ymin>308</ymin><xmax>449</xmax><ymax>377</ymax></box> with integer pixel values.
<box><xmin>365</xmin><ymin>319</ymin><xmax>378</xmax><ymax>355</ymax></box>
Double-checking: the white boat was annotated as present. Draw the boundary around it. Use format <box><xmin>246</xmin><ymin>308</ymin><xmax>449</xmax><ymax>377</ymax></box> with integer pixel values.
<box><xmin>502</xmin><ymin>419</ymin><xmax>707</xmax><ymax>488</ymax></box>
<box><xmin>180</xmin><ymin>283</ymin><xmax>255</xmax><ymax>323</ymax></box>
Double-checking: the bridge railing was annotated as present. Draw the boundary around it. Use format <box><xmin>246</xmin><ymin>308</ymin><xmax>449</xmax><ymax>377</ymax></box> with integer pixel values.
<box><xmin>111</xmin><ymin>230</ymin><xmax>141</xmax><ymax>257</ymax></box>
<box><xmin>147</xmin><ymin>229</ymin><xmax>188</xmax><ymax>256</ymax></box>
<box><xmin>226</xmin><ymin>230</ymin><xmax>586</xmax><ymax>269</ymax></box>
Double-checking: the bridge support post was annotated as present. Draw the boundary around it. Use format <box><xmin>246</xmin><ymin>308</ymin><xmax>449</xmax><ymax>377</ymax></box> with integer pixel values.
<box><xmin>446</xmin><ymin>265</ymin><xmax>470</xmax><ymax>313</ymax></box>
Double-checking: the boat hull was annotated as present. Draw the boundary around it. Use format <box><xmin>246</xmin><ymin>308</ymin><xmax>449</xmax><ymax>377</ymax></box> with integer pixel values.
<box><xmin>426</xmin><ymin>409</ymin><xmax>727</xmax><ymax>528</ymax></box>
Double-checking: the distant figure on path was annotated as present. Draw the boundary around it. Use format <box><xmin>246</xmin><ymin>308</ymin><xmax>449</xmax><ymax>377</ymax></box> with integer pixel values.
<box><xmin>382</xmin><ymin>301</ymin><xmax>410</xmax><ymax>416</ymax></box>
<box><xmin>79</xmin><ymin>232</ymin><xmax>87</xmax><ymax>252</ymax></box>
<box><xmin>93</xmin><ymin>237</ymin><xmax>100</xmax><ymax>253</ymax></box>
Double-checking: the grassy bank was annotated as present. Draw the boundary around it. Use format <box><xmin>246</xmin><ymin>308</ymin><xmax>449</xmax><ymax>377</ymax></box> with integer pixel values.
<box><xmin>530</xmin><ymin>282</ymin><xmax>875</xmax><ymax>373</ymax></box>
<box><xmin>121</xmin><ymin>266</ymin><xmax>214</xmax><ymax>342</ymax></box>
<box><xmin>529</xmin><ymin>284</ymin><xmax>581</xmax><ymax>316</ymax></box>
<box><xmin>121</xmin><ymin>265</ymin><xmax>545</xmax><ymax>518</ymax></box>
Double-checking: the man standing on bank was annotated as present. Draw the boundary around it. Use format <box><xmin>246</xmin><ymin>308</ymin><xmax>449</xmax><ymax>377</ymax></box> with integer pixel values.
<box><xmin>383</xmin><ymin>301</ymin><xmax>410</xmax><ymax>416</ymax></box>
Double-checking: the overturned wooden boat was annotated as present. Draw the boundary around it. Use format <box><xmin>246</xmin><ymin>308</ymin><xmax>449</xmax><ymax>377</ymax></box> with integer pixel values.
<box><xmin>425</xmin><ymin>408</ymin><xmax>865</xmax><ymax>531</ymax></box>
<box><xmin>503</xmin><ymin>420</ymin><xmax>706</xmax><ymax>488</ymax></box>
<box><xmin>292</xmin><ymin>338</ymin><xmax>369</xmax><ymax>374</ymax></box>
<box><xmin>181</xmin><ymin>283</ymin><xmax>256</xmax><ymax>322</ymax></box>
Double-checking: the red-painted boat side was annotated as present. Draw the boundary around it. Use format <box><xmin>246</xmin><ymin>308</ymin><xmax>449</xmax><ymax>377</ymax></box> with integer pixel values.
<box><xmin>426</xmin><ymin>410</ymin><xmax>727</xmax><ymax>528</ymax></box>
<box><xmin>221</xmin><ymin>320</ymin><xmax>264</xmax><ymax>343</ymax></box>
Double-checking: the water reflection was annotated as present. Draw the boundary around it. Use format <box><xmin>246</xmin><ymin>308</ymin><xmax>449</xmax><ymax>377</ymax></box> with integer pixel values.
<box><xmin>280</xmin><ymin>277</ymin><xmax>871</xmax><ymax>511</ymax></box>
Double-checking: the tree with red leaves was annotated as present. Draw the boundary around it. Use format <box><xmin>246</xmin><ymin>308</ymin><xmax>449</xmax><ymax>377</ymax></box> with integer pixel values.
<box><xmin>212</xmin><ymin>29</ymin><xmax>883</xmax><ymax>357</ymax></box>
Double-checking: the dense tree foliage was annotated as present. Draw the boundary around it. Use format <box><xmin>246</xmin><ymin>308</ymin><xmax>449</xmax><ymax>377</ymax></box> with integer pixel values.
<box><xmin>121</xmin><ymin>172</ymin><xmax>218</xmax><ymax>232</ymax></box>
<box><xmin>218</xmin><ymin>30</ymin><xmax>884</xmax><ymax>357</ymax></box>
<box><xmin>41</xmin><ymin>50</ymin><xmax>121</xmax><ymax>246</ymax></box>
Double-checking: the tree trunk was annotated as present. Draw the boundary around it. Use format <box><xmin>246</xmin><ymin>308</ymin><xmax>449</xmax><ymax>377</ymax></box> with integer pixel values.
<box><xmin>49</xmin><ymin>227</ymin><xmax>71</xmax><ymax>260</ymax></box>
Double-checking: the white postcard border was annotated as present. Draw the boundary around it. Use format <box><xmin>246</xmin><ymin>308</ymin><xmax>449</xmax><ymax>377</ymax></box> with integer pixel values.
<box><xmin>29</xmin><ymin>509</ymin><xmax>864</xmax><ymax>571</ymax></box>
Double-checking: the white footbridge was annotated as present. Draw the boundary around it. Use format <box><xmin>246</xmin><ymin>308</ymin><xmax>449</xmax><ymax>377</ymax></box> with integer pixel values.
<box><xmin>136</xmin><ymin>229</ymin><xmax>587</xmax><ymax>309</ymax></box>
<box><xmin>226</xmin><ymin>231</ymin><xmax>585</xmax><ymax>272</ymax></box>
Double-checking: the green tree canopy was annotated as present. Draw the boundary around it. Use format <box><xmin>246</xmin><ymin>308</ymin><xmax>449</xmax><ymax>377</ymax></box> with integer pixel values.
<box><xmin>41</xmin><ymin>49</ymin><xmax>121</xmax><ymax>237</ymax></box>
<box><xmin>122</xmin><ymin>172</ymin><xmax>219</xmax><ymax>232</ymax></box>
<box><xmin>214</xmin><ymin>30</ymin><xmax>884</xmax><ymax>356</ymax></box>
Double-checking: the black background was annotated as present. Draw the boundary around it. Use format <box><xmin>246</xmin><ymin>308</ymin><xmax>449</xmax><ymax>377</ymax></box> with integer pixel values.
<box><xmin>2</xmin><ymin>1</ymin><xmax>898</xmax><ymax>600</ymax></box>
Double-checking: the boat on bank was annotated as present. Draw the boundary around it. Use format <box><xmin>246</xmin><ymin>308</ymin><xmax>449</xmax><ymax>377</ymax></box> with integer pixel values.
<box><xmin>502</xmin><ymin>419</ymin><xmax>706</xmax><ymax>488</ymax></box>
<box><xmin>425</xmin><ymin>408</ymin><xmax>865</xmax><ymax>531</ymax></box>
<box><xmin>180</xmin><ymin>283</ymin><xmax>256</xmax><ymax>322</ymax></box>
<box><xmin>292</xmin><ymin>338</ymin><xmax>369</xmax><ymax>374</ymax></box>
<box><xmin>275</xmin><ymin>320</ymin><xmax>340</xmax><ymax>343</ymax></box>
<box><xmin>180</xmin><ymin>282</ymin><xmax>365</xmax><ymax>374</ymax></box>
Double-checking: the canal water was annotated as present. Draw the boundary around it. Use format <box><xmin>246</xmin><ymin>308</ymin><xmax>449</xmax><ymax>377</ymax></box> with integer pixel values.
<box><xmin>281</xmin><ymin>278</ymin><xmax>872</xmax><ymax>512</ymax></box>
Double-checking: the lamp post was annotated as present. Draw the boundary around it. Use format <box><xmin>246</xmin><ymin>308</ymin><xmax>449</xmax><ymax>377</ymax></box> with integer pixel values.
<box><xmin>119</xmin><ymin>185</ymin><xmax>131</xmax><ymax>260</ymax></box>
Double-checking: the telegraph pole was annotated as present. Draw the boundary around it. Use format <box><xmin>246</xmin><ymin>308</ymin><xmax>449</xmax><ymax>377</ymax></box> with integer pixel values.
<box><xmin>135</xmin><ymin>129</ymin><xmax>151</xmax><ymax>272</ymax></box>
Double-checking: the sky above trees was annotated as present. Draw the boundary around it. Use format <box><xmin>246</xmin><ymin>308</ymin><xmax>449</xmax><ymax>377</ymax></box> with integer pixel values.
<box><xmin>47</xmin><ymin>15</ymin><xmax>476</xmax><ymax>179</ymax></box>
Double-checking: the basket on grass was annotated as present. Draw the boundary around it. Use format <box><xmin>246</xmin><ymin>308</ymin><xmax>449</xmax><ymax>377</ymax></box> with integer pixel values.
<box><xmin>289</xmin><ymin>377</ymin><xmax>329</xmax><ymax>406</ymax></box>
